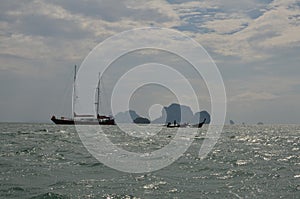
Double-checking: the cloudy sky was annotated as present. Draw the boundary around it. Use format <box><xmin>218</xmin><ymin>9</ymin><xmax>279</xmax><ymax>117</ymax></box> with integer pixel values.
<box><xmin>0</xmin><ymin>0</ymin><xmax>300</xmax><ymax>124</ymax></box>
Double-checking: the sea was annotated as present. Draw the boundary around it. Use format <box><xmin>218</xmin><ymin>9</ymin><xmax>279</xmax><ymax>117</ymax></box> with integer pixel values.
<box><xmin>0</xmin><ymin>123</ymin><xmax>299</xmax><ymax>199</ymax></box>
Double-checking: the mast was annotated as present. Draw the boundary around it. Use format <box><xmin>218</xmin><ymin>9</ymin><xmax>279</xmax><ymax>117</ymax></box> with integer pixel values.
<box><xmin>95</xmin><ymin>73</ymin><xmax>100</xmax><ymax>116</ymax></box>
<box><xmin>72</xmin><ymin>65</ymin><xmax>77</xmax><ymax>118</ymax></box>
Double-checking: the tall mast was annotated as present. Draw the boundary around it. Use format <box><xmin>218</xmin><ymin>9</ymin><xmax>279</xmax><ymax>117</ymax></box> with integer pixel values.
<box><xmin>72</xmin><ymin>65</ymin><xmax>77</xmax><ymax>118</ymax></box>
<box><xmin>95</xmin><ymin>73</ymin><xmax>100</xmax><ymax>115</ymax></box>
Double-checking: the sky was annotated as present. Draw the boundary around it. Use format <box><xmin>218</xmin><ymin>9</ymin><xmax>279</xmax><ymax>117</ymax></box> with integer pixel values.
<box><xmin>0</xmin><ymin>0</ymin><xmax>300</xmax><ymax>124</ymax></box>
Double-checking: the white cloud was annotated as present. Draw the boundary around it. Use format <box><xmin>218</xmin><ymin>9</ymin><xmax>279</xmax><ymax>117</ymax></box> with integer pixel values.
<box><xmin>170</xmin><ymin>0</ymin><xmax>300</xmax><ymax>62</ymax></box>
<box><xmin>2</xmin><ymin>0</ymin><xmax>300</xmax><ymax>64</ymax></box>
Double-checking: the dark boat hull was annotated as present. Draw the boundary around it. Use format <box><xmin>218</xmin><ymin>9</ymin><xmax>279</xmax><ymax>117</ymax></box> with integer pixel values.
<box><xmin>51</xmin><ymin>117</ymin><xmax>75</xmax><ymax>125</ymax></box>
<box><xmin>51</xmin><ymin>116</ymin><xmax>115</xmax><ymax>125</ymax></box>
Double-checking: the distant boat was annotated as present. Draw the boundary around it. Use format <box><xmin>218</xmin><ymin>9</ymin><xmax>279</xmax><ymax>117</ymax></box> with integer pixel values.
<box><xmin>166</xmin><ymin>120</ymin><xmax>180</xmax><ymax>128</ymax></box>
<box><xmin>51</xmin><ymin>65</ymin><xmax>115</xmax><ymax>125</ymax></box>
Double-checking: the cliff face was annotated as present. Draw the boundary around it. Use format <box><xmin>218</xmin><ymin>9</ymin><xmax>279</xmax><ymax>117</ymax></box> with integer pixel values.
<box><xmin>152</xmin><ymin>103</ymin><xmax>210</xmax><ymax>124</ymax></box>
<box><xmin>114</xmin><ymin>110</ymin><xmax>140</xmax><ymax>123</ymax></box>
<box><xmin>165</xmin><ymin>103</ymin><xmax>194</xmax><ymax>124</ymax></box>
<box><xmin>134</xmin><ymin>117</ymin><xmax>151</xmax><ymax>124</ymax></box>
<box><xmin>115</xmin><ymin>103</ymin><xmax>210</xmax><ymax>124</ymax></box>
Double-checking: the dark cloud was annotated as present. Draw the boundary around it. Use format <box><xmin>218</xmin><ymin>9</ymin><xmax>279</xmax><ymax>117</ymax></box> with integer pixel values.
<box><xmin>166</xmin><ymin>0</ymin><xmax>194</xmax><ymax>4</ymax></box>
<box><xmin>258</xmin><ymin>0</ymin><xmax>274</xmax><ymax>4</ymax></box>
<box><xmin>179</xmin><ymin>7</ymin><xmax>223</xmax><ymax>22</ymax></box>
<box><xmin>174</xmin><ymin>7</ymin><xmax>223</xmax><ymax>33</ymax></box>
<box><xmin>246</xmin><ymin>9</ymin><xmax>265</xmax><ymax>19</ymax></box>
<box><xmin>173</xmin><ymin>24</ymin><xmax>214</xmax><ymax>33</ymax></box>
<box><xmin>221</xmin><ymin>23</ymin><xmax>249</xmax><ymax>35</ymax></box>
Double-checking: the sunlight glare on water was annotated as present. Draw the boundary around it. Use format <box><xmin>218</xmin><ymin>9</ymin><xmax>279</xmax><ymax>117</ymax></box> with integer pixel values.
<box><xmin>0</xmin><ymin>123</ymin><xmax>299</xmax><ymax>198</ymax></box>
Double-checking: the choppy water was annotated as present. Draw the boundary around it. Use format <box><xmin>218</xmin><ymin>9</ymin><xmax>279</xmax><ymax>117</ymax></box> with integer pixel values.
<box><xmin>0</xmin><ymin>123</ymin><xmax>299</xmax><ymax>198</ymax></box>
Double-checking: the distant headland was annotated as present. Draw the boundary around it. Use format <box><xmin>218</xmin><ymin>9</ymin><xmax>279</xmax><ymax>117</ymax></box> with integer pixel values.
<box><xmin>115</xmin><ymin>103</ymin><xmax>210</xmax><ymax>124</ymax></box>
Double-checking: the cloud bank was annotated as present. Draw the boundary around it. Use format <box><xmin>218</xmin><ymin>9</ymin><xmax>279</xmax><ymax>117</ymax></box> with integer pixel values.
<box><xmin>0</xmin><ymin>0</ymin><xmax>299</xmax><ymax>123</ymax></box>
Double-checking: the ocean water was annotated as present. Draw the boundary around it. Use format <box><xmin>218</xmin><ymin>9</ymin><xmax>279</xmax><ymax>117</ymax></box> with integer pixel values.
<box><xmin>0</xmin><ymin>123</ymin><xmax>299</xmax><ymax>198</ymax></box>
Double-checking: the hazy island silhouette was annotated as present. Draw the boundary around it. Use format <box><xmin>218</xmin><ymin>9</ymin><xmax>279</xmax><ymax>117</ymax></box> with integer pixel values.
<box><xmin>115</xmin><ymin>103</ymin><xmax>210</xmax><ymax>125</ymax></box>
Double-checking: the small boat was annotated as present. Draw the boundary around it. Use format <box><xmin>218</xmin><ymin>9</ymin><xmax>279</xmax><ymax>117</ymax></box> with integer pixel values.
<box><xmin>166</xmin><ymin>124</ymin><xmax>180</xmax><ymax>128</ymax></box>
<box><xmin>166</xmin><ymin>120</ymin><xmax>180</xmax><ymax>128</ymax></box>
<box><xmin>51</xmin><ymin>65</ymin><xmax>115</xmax><ymax>125</ymax></box>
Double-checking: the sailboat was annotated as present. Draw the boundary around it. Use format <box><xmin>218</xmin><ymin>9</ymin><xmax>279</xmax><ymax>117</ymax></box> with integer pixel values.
<box><xmin>51</xmin><ymin>65</ymin><xmax>115</xmax><ymax>125</ymax></box>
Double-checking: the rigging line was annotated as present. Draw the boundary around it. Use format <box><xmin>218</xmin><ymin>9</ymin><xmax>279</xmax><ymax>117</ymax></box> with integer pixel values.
<box><xmin>72</xmin><ymin>65</ymin><xmax>77</xmax><ymax>117</ymax></box>
<box><xmin>57</xmin><ymin>65</ymin><xmax>75</xmax><ymax>118</ymax></box>
<box><xmin>95</xmin><ymin>72</ymin><xmax>101</xmax><ymax>115</ymax></box>
<box><xmin>99</xmin><ymin>74</ymin><xmax>111</xmax><ymax>115</ymax></box>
